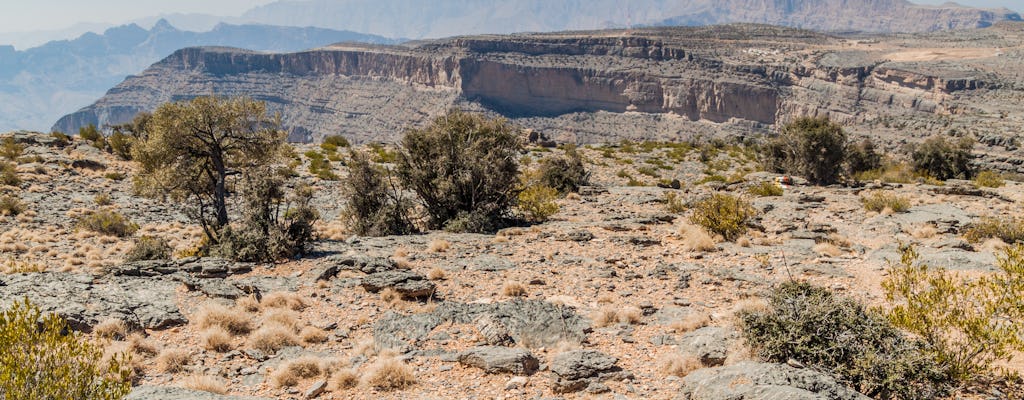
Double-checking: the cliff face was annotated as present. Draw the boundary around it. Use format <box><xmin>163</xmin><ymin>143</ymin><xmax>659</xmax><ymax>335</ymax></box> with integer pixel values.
<box><xmin>54</xmin><ymin>24</ymin><xmax>1024</xmax><ymax>147</ymax></box>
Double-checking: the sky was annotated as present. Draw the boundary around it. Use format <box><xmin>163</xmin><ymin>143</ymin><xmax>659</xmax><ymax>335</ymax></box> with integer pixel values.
<box><xmin>0</xmin><ymin>0</ymin><xmax>1019</xmax><ymax>34</ymax></box>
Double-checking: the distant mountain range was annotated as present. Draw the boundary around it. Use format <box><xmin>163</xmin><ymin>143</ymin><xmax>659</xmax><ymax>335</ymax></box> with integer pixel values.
<box><xmin>0</xmin><ymin>20</ymin><xmax>396</xmax><ymax>132</ymax></box>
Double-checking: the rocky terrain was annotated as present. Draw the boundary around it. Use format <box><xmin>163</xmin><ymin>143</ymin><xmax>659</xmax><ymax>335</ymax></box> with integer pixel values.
<box><xmin>56</xmin><ymin>23</ymin><xmax>1024</xmax><ymax>174</ymax></box>
<box><xmin>0</xmin><ymin>130</ymin><xmax>1020</xmax><ymax>399</ymax></box>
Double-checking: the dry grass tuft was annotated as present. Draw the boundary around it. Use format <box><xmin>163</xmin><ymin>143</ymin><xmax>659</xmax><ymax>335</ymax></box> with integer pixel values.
<box><xmin>250</xmin><ymin>324</ymin><xmax>301</xmax><ymax>354</ymax></box>
<box><xmin>200</xmin><ymin>327</ymin><xmax>234</xmax><ymax>352</ymax></box>
<box><xmin>617</xmin><ymin>306</ymin><xmax>643</xmax><ymax>325</ymax></box>
<box><xmin>659</xmin><ymin>353</ymin><xmax>703</xmax><ymax>377</ymax></box>
<box><xmin>155</xmin><ymin>348</ymin><xmax>190</xmax><ymax>373</ymax></box>
<box><xmin>270</xmin><ymin>356</ymin><xmax>323</xmax><ymax>387</ymax></box>
<box><xmin>427</xmin><ymin>239</ymin><xmax>450</xmax><ymax>253</ymax></box>
<box><xmin>679</xmin><ymin>224</ymin><xmax>716</xmax><ymax>252</ymax></box>
<box><xmin>502</xmin><ymin>282</ymin><xmax>528</xmax><ymax>298</ymax></box>
<box><xmin>127</xmin><ymin>333</ymin><xmax>159</xmax><ymax>357</ymax></box>
<box><xmin>235</xmin><ymin>295</ymin><xmax>260</xmax><ymax>313</ymax></box>
<box><xmin>813</xmin><ymin>242</ymin><xmax>843</xmax><ymax>257</ymax></box>
<box><xmin>354</xmin><ymin>339</ymin><xmax>377</xmax><ymax>358</ymax></box>
<box><xmin>591</xmin><ymin>307</ymin><xmax>620</xmax><ymax>328</ymax></box>
<box><xmin>910</xmin><ymin>224</ymin><xmax>938</xmax><ymax>239</ymax></box>
<box><xmin>300</xmin><ymin>326</ymin><xmax>328</xmax><ymax>344</ymax></box>
<box><xmin>93</xmin><ymin>318</ymin><xmax>127</xmax><ymax>340</ymax></box>
<box><xmin>264</xmin><ymin>309</ymin><xmax>301</xmax><ymax>331</ymax></box>
<box><xmin>260</xmin><ymin>291</ymin><xmax>307</xmax><ymax>311</ymax></box>
<box><xmin>379</xmin><ymin>288</ymin><xmax>401</xmax><ymax>304</ymax></box>
<box><xmin>363</xmin><ymin>358</ymin><xmax>416</xmax><ymax>391</ymax></box>
<box><xmin>670</xmin><ymin>313</ymin><xmax>710</xmax><ymax>334</ymax></box>
<box><xmin>182</xmin><ymin>375</ymin><xmax>226</xmax><ymax>394</ymax></box>
<box><xmin>194</xmin><ymin>302</ymin><xmax>253</xmax><ymax>335</ymax></box>
<box><xmin>329</xmin><ymin>368</ymin><xmax>360</xmax><ymax>391</ymax></box>
<box><xmin>426</xmin><ymin>267</ymin><xmax>447</xmax><ymax>281</ymax></box>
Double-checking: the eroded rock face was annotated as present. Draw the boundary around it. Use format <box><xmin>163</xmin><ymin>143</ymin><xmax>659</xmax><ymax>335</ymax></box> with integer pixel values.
<box><xmin>680</xmin><ymin>361</ymin><xmax>871</xmax><ymax>400</ymax></box>
<box><xmin>457</xmin><ymin>346</ymin><xmax>540</xmax><ymax>375</ymax></box>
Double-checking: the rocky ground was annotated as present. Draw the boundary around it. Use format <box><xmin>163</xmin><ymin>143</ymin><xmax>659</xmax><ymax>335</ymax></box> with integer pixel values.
<box><xmin>0</xmin><ymin>131</ymin><xmax>1021</xmax><ymax>399</ymax></box>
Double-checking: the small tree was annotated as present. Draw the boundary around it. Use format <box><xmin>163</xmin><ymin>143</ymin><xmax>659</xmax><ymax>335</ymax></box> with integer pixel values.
<box><xmin>538</xmin><ymin>145</ymin><xmax>590</xmax><ymax>194</ymax></box>
<box><xmin>0</xmin><ymin>298</ymin><xmax>132</xmax><ymax>399</ymax></box>
<box><xmin>846</xmin><ymin>138</ymin><xmax>881</xmax><ymax>176</ymax></box>
<box><xmin>763</xmin><ymin>117</ymin><xmax>847</xmax><ymax>185</ymax></box>
<box><xmin>396</xmin><ymin>110</ymin><xmax>522</xmax><ymax>232</ymax></box>
<box><xmin>132</xmin><ymin>96</ymin><xmax>285</xmax><ymax>244</ymax></box>
<box><xmin>911</xmin><ymin>136</ymin><xmax>974</xmax><ymax>180</ymax></box>
<box><xmin>342</xmin><ymin>151</ymin><xmax>416</xmax><ymax>236</ymax></box>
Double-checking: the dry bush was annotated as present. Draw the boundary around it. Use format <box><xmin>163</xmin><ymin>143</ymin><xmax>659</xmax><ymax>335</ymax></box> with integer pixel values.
<box><xmin>813</xmin><ymin>242</ymin><xmax>843</xmax><ymax>257</ymax></box>
<box><xmin>155</xmin><ymin>348</ymin><xmax>190</xmax><ymax>373</ymax></box>
<box><xmin>127</xmin><ymin>333</ymin><xmax>159</xmax><ymax>357</ymax></box>
<box><xmin>862</xmin><ymin>191</ymin><xmax>910</xmax><ymax>213</ymax></box>
<box><xmin>200</xmin><ymin>327</ymin><xmax>234</xmax><ymax>352</ymax></box>
<box><xmin>427</xmin><ymin>267</ymin><xmax>446</xmax><ymax>281</ymax></box>
<box><xmin>428</xmin><ymin>239</ymin><xmax>450</xmax><ymax>253</ymax></box>
<box><xmin>264</xmin><ymin>309</ymin><xmax>301</xmax><ymax>331</ymax></box>
<box><xmin>250</xmin><ymin>324</ymin><xmax>300</xmax><ymax>354</ymax></box>
<box><xmin>182</xmin><ymin>375</ymin><xmax>226</xmax><ymax>394</ymax></box>
<box><xmin>363</xmin><ymin>358</ymin><xmax>415</xmax><ymax>391</ymax></box>
<box><xmin>502</xmin><ymin>282</ymin><xmax>528</xmax><ymax>298</ymax></box>
<box><xmin>260</xmin><ymin>291</ymin><xmax>307</xmax><ymax>311</ymax></box>
<box><xmin>671</xmin><ymin>314</ymin><xmax>710</xmax><ymax>334</ymax></box>
<box><xmin>910</xmin><ymin>224</ymin><xmax>938</xmax><ymax>239</ymax></box>
<box><xmin>235</xmin><ymin>295</ymin><xmax>260</xmax><ymax>313</ymax></box>
<box><xmin>618</xmin><ymin>306</ymin><xmax>643</xmax><ymax>325</ymax></box>
<box><xmin>659</xmin><ymin>353</ymin><xmax>703</xmax><ymax>377</ymax></box>
<box><xmin>194</xmin><ymin>302</ymin><xmax>252</xmax><ymax>335</ymax></box>
<box><xmin>354</xmin><ymin>339</ymin><xmax>377</xmax><ymax>358</ymax></box>
<box><xmin>93</xmin><ymin>318</ymin><xmax>127</xmax><ymax>340</ymax></box>
<box><xmin>379</xmin><ymin>288</ymin><xmax>401</xmax><ymax>304</ymax></box>
<box><xmin>591</xmin><ymin>307</ymin><xmax>619</xmax><ymax>328</ymax></box>
<box><xmin>329</xmin><ymin>368</ymin><xmax>360</xmax><ymax>391</ymax></box>
<box><xmin>300</xmin><ymin>326</ymin><xmax>328</xmax><ymax>344</ymax></box>
<box><xmin>679</xmin><ymin>224</ymin><xmax>716</xmax><ymax>252</ymax></box>
<box><xmin>270</xmin><ymin>356</ymin><xmax>323</xmax><ymax>387</ymax></box>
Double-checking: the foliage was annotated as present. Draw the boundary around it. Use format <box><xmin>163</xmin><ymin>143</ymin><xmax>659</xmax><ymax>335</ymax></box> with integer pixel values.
<box><xmin>883</xmin><ymin>244</ymin><xmax>1024</xmax><ymax>382</ymax></box>
<box><xmin>845</xmin><ymin>138</ymin><xmax>881</xmax><ymax>175</ymax></box>
<box><xmin>854</xmin><ymin>162</ymin><xmax>942</xmax><ymax>185</ymax></box>
<box><xmin>132</xmin><ymin>96</ymin><xmax>286</xmax><ymax>244</ymax></box>
<box><xmin>688</xmin><ymin>193</ymin><xmax>756</xmax><ymax>241</ymax></box>
<box><xmin>0</xmin><ymin>137</ymin><xmax>25</xmax><ymax>161</ymax></box>
<box><xmin>963</xmin><ymin>217</ymin><xmax>1024</xmax><ymax>244</ymax></box>
<box><xmin>78</xmin><ymin>124</ymin><xmax>106</xmax><ymax>149</ymax></box>
<box><xmin>911</xmin><ymin>136</ymin><xmax>974</xmax><ymax>180</ymax></box>
<box><xmin>762</xmin><ymin>117</ymin><xmax>847</xmax><ymax>184</ymax></box>
<box><xmin>341</xmin><ymin>151</ymin><xmax>417</xmax><ymax>237</ymax></box>
<box><xmin>396</xmin><ymin>109</ymin><xmax>521</xmax><ymax>232</ymax></box>
<box><xmin>212</xmin><ymin>170</ymin><xmax>319</xmax><ymax>262</ymax></box>
<box><xmin>538</xmin><ymin>145</ymin><xmax>589</xmax><ymax>194</ymax></box>
<box><xmin>739</xmin><ymin>281</ymin><xmax>948</xmax><ymax>400</ymax></box>
<box><xmin>107</xmin><ymin>112</ymin><xmax>151</xmax><ymax>161</ymax></box>
<box><xmin>0</xmin><ymin>298</ymin><xmax>132</xmax><ymax>399</ymax></box>
<box><xmin>49</xmin><ymin>131</ymin><xmax>71</xmax><ymax>146</ymax></box>
<box><xmin>306</xmin><ymin>151</ymin><xmax>338</xmax><ymax>180</ymax></box>
<box><xmin>973</xmin><ymin>170</ymin><xmax>1005</xmax><ymax>188</ymax></box>
<box><xmin>322</xmin><ymin>135</ymin><xmax>350</xmax><ymax>148</ymax></box>
<box><xmin>517</xmin><ymin>183</ymin><xmax>559</xmax><ymax>223</ymax></box>
<box><xmin>664</xmin><ymin>192</ymin><xmax>687</xmax><ymax>214</ymax></box>
<box><xmin>747</xmin><ymin>181</ymin><xmax>783</xmax><ymax>197</ymax></box>
<box><xmin>861</xmin><ymin>191</ymin><xmax>910</xmax><ymax>213</ymax></box>
<box><xmin>125</xmin><ymin>236</ymin><xmax>172</xmax><ymax>262</ymax></box>
<box><xmin>0</xmin><ymin>195</ymin><xmax>24</xmax><ymax>216</ymax></box>
<box><xmin>76</xmin><ymin>210</ymin><xmax>139</xmax><ymax>237</ymax></box>
<box><xmin>0</xmin><ymin>162</ymin><xmax>19</xmax><ymax>186</ymax></box>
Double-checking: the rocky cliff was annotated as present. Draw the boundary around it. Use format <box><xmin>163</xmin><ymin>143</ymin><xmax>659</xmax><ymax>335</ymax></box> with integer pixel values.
<box><xmin>55</xmin><ymin>24</ymin><xmax>1024</xmax><ymax>160</ymax></box>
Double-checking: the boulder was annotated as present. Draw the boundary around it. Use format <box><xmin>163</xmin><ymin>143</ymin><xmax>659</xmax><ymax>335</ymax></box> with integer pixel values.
<box><xmin>680</xmin><ymin>361</ymin><xmax>871</xmax><ymax>400</ymax></box>
<box><xmin>677</xmin><ymin>326</ymin><xmax>739</xmax><ymax>366</ymax></box>
<box><xmin>549</xmin><ymin>349</ymin><xmax>629</xmax><ymax>393</ymax></box>
<box><xmin>457</xmin><ymin>346</ymin><xmax>540</xmax><ymax>375</ymax></box>
<box><xmin>360</xmin><ymin>270</ymin><xmax>436</xmax><ymax>299</ymax></box>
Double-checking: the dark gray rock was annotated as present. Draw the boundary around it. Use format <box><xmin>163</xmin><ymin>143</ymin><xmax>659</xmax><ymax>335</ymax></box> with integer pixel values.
<box><xmin>127</xmin><ymin>385</ymin><xmax>272</xmax><ymax>400</ymax></box>
<box><xmin>325</xmin><ymin>255</ymin><xmax>396</xmax><ymax>274</ymax></box>
<box><xmin>112</xmin><ymin>257</ymin><xmax>253</xmax><ymax>278</ymax></box>
<box><xmin>458</xmin><ymin>346</ymin><xmax>540</xmax><ymax>375</ymax></box>
<box><xmin>550</xmin><ymin>350</ymin><xmax>628</xmax><ymax>393</ymax></box>
<box><xmin>679</xmin><ymin>361</ymin><xmax>871</xmax><ymax>400</ymax></box>
<box><xmin>305</xmin><ymin>380</ymin><xmax>327</xmax><ymax>398</ymax></box>
<box><xmin>677</xmin><ymin>327</ymin><xmax>738</xmax><ymax>366</ymax></box>
<box><xmin>557</xmin><ymin>230</ymin><xmax>595</xmax><ymax>242</ymax></box>
<box><xmin>360</xmin><ymin>270</ymin><xmax>436</xmax><ymax>299</ymax></box>
<box><xmin>475</xmin><ymin>313</ymin><xmax>513</xmax><ymax>345</ymax></box>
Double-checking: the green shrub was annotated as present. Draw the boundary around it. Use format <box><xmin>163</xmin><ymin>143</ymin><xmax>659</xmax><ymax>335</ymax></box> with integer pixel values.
<box><xmin>0</xmin><ymin>137</ymin><xmax>24</xmax><ymax>161</ymax></box>
<box><xmin>306</xmin><ymin>151</ymin><xmax>338</xmax><ymax>180</ymax></box>
<box><xmin>212</xmin><ymin>172</ymin><xmax>319</xmax><ymax>262</ymax></box>
<box><xmin>883</xmin><ymin>244</ymin><xmax>1024</xmax><ymax>382</ymax></box>
<box><xmin>689</xmin><ymin>193</ymin><xmax>756</xmax><ymax>241</ymax></box>
<box><xmin>664</xmin><ymin>192</ymin><xmax>686</xmax><ymax>214</ymax></box>
<box><xmin>104</xmin><ymin>172</ymin><xmax>126</xmax><ymax>181</ymax></box>
<box><xmin>342</xmin><ymin>151</ymin><xmax>416</xmax><ymax>237</ymax></box>
<box><xmin>846</xmin><ymin>138</ymin><xmax>881</xmax><ymax>175</ymax></box>
<box><xmin>76</xmin><ymin>210</ymin><xmax>139</xmax><ymax>237</ymax></box>
<box><xmin>0</xmin><ymin>195</ymin><xmax>25</xmax><ymax>216</ymax></box>
<box><xmin>49</xmin><ymin>131</ymin><xmax>71</xmax><ymax>146</ymax></box>
<box><xmin>78</xmin><ymin>124</ymin><xmax>106</xmax><ymax>150</ymax></box>
<box><xmin>0</xmin><ymin>298</ymin><xmax>132</xmax><ymax>399</ymax></box>
<box><xmin>973</xmin><ymin>170</ymin><xmax>1005</xmax><ymax>188</ymax></box>
<box><xmin>538</xmin><ymin>145</ymin><xmax>589</xmax><ymax>194</ymax></box>
<box><xmin>517</xmin><ymin>184</ymin><xmax>559</xmax><ymax>223</ymax></box>
<box><xmin>963</xmin><ymin>217</ymin><xmax>1024</xmax><ymax>244</ymax></box>
<box><xmin>739</xmin><ymin>281</ymin><xmax>948</xmax><ymax>399</ymax></box>
<box><xmin>125</xmin><ymin>236</ymin><xmax>172</xmax><ymax>262</ymax></box>
<box><xmin>854</xmin><ymin>162</ymin><xmax>942</xmax><ymax>185</ymax></box>
<box><xmin>747</xmin><ymin>181</ymin><xmax>783</xmax><ymax>197</ymax></box>
<box><xmin>0</xmin><ymin>162</ymin><xmax>19</xmax><ymax>186</ymax></box>
<box><xmin>762</xmin><ymin>117</ymin><xmax>847</xmax><ymax>185</ymax></box>
<box><xmin>396</xmin><ymin>110</ymin><xmax>521</xmax><ymax>232</ymax></box>
<box><xmin>93</xmin><ymin>194</ymin><xmax>112</xmax><ymax>206</ymax></box>
<box><xmin>323</xmin><ymin>135</ymin><xmax>350</xmax><ymax>148</ymax></box>
<box><xmin>911</xmin><ymin>136</ymin><xmax>974</xmax><ymax>180</ymax></box>
<box><xmin>107</xmin><ymin>131</ymin><xmax>133</xmax><ymax>160</ymax></box>
<box><xmin>861</xmin><ymin>191</ymin><xmax>910</xmax><ymax>213</ymax></box>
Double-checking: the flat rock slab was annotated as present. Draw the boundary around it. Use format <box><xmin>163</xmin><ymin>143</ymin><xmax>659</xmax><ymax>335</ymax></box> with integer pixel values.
<box><xmin>127</xmin><ymin>386</ymin><xmax>272</xmax><ymax>400</ymax></box>
<box><xmin>550</xmin><ymin>350</ymin><xmax>628</xmax><ymax>393</ymax></box>
<box><xmin>0</xmin><ymin>272</ymin><xmax>186</xmax><ymax>332</ymax></box>
<box><xmin>458</xmin><ymin>346</ymin><xmax>540</xmax><ymax>375</ymax></box>
<box><xmin>112</xmin><ymin>258</ymin><xmax>252</xmax><ymax>278</ymax></box>
<box><xmin>360</xmin><ymin>270</ymin><xmax>436</xmax><ymax>299</ymax></box>
<box><xmin>679</xmin><ymin>361</ymin><xmax>870</xmax><ymax>400</ymax></box>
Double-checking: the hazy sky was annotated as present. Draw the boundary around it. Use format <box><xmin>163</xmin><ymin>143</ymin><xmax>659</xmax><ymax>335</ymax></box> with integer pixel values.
<box><xmin>0</xmin><ymin>0</ymin><xmax>1019</xmax><ymax>34</ymax></box>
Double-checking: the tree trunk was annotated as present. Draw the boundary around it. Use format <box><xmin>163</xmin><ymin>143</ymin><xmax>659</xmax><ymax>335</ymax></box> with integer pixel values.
<box><xmin>212</xmin><ymin>154</ymin><xmax>229</xmax><ymax>228</ymax></box>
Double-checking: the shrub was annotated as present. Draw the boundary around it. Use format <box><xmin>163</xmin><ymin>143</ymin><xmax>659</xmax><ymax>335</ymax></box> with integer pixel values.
<box><xmin>0</xmin><ymin>298</ymin><xmax>131</xmax><ymax>399</ymax></box>
<box><xmin>76</xmin><ymin>210</ymin><xmax>139</xmax><ymax>237</ymax></box>
<box><xmin>664</xmin><ymin>192</ymin><xmax>687</xmax><ymax>214</ymax></box>
<box><xmin>688</xmin><ymin>194</ymin><xmax>756</xmax><ymax>241</ymax></box>
<box><xmin>364</xmin><ymin>358</ymin><xmax>415</xmax><ymax>391</ymax></box>
<box><xmin>911</xmin><ymin>136</ymin><xmax>974</xmax><ymax>180</ymax></box>
<box><xmin>538</xmin><ymin>145</ymin><xmax>589</xmax><ymax>194</ymax></box>
<box><xmin>861</xmin><ymin>191</ymin><xmax>910</xmax><ymax>213</ymax></box>
<box><xmin>104</xmin><ymin>172</ymin><xmax>126</xmax><ymax>181</ymax></box>
<box><xmin>260</xmin><ymin>292</ymin><xmax>307</xmax><ymax>311</ymax></box>
<box><xmin>739</xmin><ymin>282</ymin><xmax>948</xmax><ymax>400</ymax></box>
<box><xmin>341</xmin><ymin>151</ymin><xmax>416</xmax><ymax>236</ymax></box>
<box><xmin>93</xmin><ymin>194</ymin><xmax>112</xmax><ymax>206</ymax></box>
<box><xmin>106</xmin><ymin>131</ymin><xmax>133</xmax><ymax>160</ymax></box>
<box><xmin>0</xmin><ymin>194</ymin><xmax>25</xmax><ymax>216</ymax></box>
<box><xmin>270</xmin><ymin>356</ymin><xmax>322</xmax><ymax>387</ymax></box>
<box><xmin>250</xmin><ymin>324</ymin><xmax>299</xmax><ymax>354</ymax></box>
<box><xmin>212</xmin><ymin>172</ymin><xmax>319</xmax><ymax>262</ymax></box>
<box><xmin>883</xmin><ymin>244</ymin><xmax>1024</xmax><ymax>382</ymax></box>
<box><xmin>0</xmin><ymin>162</ymin><xmax>19</xmax><ymax>186</ymax></box>
<box><xmin>396</xmin><ymin>109</ymin><xmax>521</xmax><ymax>232</ymax></box>
<box><xmin>762</xmin><ymin>117</ymin><xmax>847</xmax><ymax>184</ymax></box>
<box><xmin>78</xmin><ymin>124</ymin><xmax>106</xmax><ymax>149</ymax></box>
<box><xmin>846</xmin><ymin>138</ymin><xmax>881</xmax><ymax>175</ymax></box>
<box><xmin>973</xmin><ymin>170</ymin><xmax>1005</xmax><ymax>188</ymax></box>
<box><xmin>125</xmin><ymin>236</ymin><xmax>171</xmax><ymax>261</ymax></box>
<box><xmin>200</xmin><ymin>327</ymin><xmax>234</xmax><ymax>352</ymax></box>
<box><xmin>193</xmin><ymin>302</ymin><xmax>252</xmax><ymax>335</ymax></box>
<box><xmin>517</xmin><ymin>183</ymin><xmax>559</xmax><ymax>223</ymax></box>
<box><xmin>747</xmin><ymin>181</ymin><xmax>783</xmax><ymax>197</ymax></box>
<box><xmin>963</xmin><ymin>217</ymin><xmax>1024</xmax><ymax>244</ymax></box>
<box><xmin>155</xmin><ymin>348</ymin><xmax>190</xmax><ymax>373</ymax></box>
<box><xmin>307</xmin><ymin>151</ymin><xmax>338</xmax><ymax>180</ymax></box>
<box><xmin>0</xmin><ymin>137</ymin><xmax>25</xmax><ymax>161</ymax></box>
<box><xmin>322</xmin><ymin>135</ymin><xmax>350</xmax><ymax>148</ymax></box>
<box><xmin>49</xmin><ymin>131</ymin><xmax>71</xmax><ymax>146</ymax></box>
